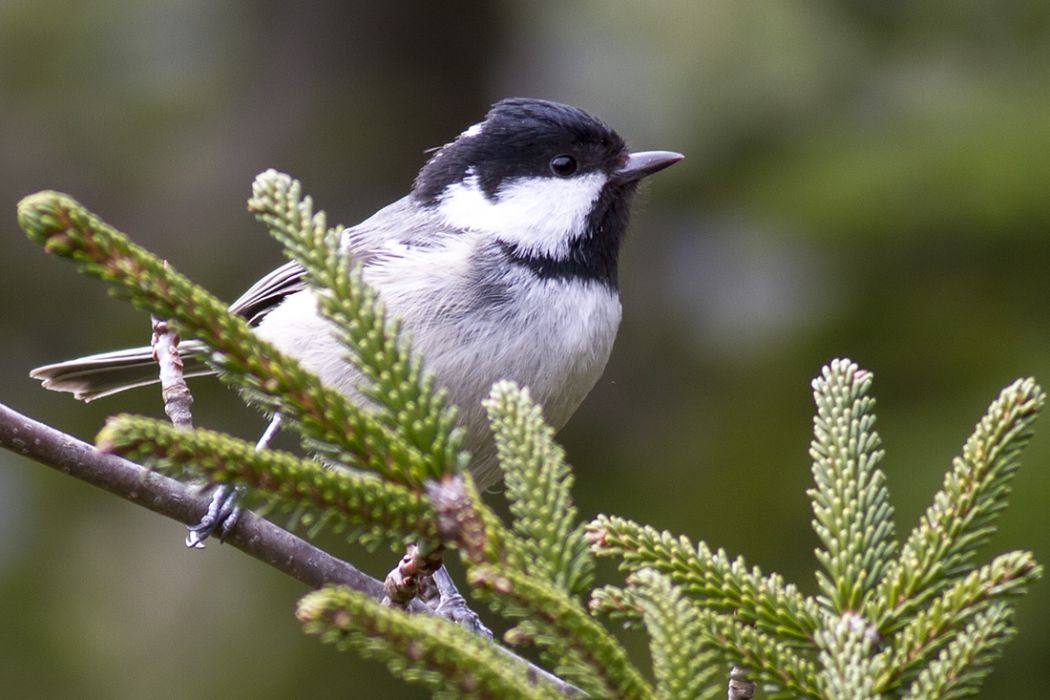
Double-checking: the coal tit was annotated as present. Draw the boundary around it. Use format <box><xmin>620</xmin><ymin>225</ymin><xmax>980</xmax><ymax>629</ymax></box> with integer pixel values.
<box><xmin>32</xmin><ymin>97</ymin><xmax>683</xmax><ymax>492</ymax></box>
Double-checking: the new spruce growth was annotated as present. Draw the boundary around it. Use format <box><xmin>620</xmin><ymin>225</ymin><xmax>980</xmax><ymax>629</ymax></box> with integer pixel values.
<box><xmin>247</xmin><ymin>171</ymin><xmax>464</xmax><ymax>481</ymax></box>
<box><xmin>297</xmin><ymin>584</ymin><xmax>563</xmax><ymax>700</ymax></box>
<box><xmin>589</xmin><ymin>363</ymin><xmax>1043</xmax><ymax>698</ymax></box>
<box><xmin>485</xmin><ymin>381</ymin><xmax>594</xmax><ymax>597</ymax></box>
<box><xmin>809</xmin><ymin>364</ymin><xmax>896</xmax><ymax>614</ymax></box>
<box><xmin>96</xmin><ymin>416</ymin><xmax>439</xmax><ymax>549</ymax></box>
<box><xmin>18</xmin><ymin>175</ymin><xmax>1043</xmax><ymax>698</ymax></box>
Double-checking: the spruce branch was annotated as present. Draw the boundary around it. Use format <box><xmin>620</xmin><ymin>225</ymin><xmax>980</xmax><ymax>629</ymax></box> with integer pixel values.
<box><xmin>484</xmin><ymin>381</ymin><xmax>593</xmax><ymax>597</ymax></box>
<box><xmin>150</xmin><ymin>315</ymin><xmax>194</xmax><ymax>429</ymax></box>
<box><xmin>900</xmin><ymin>602</ymin><xmax>1017</xmax><ymax>700</ymax></box>
<box><xmin>815</xmin><ymin>613</ymin><xmax>883</xmax><ymax>700</ymax></box>
<box><xmin>14</xmin><ymin>173</ymin><xmax>1045</xmax><ymax>700</ymax></box>
<box><xmin>809</xmin><ymin>359</ymin><xmax>897</xmax><ymax>614</ymax></box>
<box><xmin>875</xmin><ymin>377</ymin><xmax>1044</xmax><ymax>632</ymax></box>
<box><xmin>693</xmin><ymin>607</ymin><xmax>821</xmax><ymax>698</ymax></box>
<box><xmin>96</xmin><ymin>415</ymin><xmax>440</xmax><ymax>549</ymax></box>
<box><xmin>0</xmin><ymin>403</ymin><xmax>585</xmax><ymax>697</ymax></box>
<box><xmin>0</xmin><ymin>400</ymin><xmax>389</xmax><ymax>595</ymax></box>
<box><xmin>586</xmin><ymin>515</ymin><xmax>821</xmax><ymax>644</ymax></box>
<box><xmin>608</xmin><ymin>570</ymin><xmax>723</xmax><ymax>700</ymax></box>
<box><xmin>468</xmin><ymin>564</ymin><xmax>652</xmax><ymax>700</ymax></box>
<box><xmin>589</xmin><ymin>365</ymin><xmax>1043</xmax><ymax>698</ymax></box>
<box><xmin>247</xmin><ymin>170</ymin><xmax>463</xmax><ymax>481</ymax></box>
<box><xmin>297</xmin><ymin>585</ymin><xmax>562</xmax><ymax>700</ymax></box>
<box><xmin>727</xmin><ymin>667</ymin><xmax>757</xmax><ymax>700</ymax></box>
<box><xmin>876</xmin><ymin>550</ymin><xmax>1040</xmax><ymax>693</ymax></box>
<box><xmin>592</xmin><ymin>578</ymin><xmax>819</xmax><ymax>698</ymax></box>
<box><xmin>17</xmin><ymin>191</ymin><xmax>433</xmax><ymax>488</ymax></box>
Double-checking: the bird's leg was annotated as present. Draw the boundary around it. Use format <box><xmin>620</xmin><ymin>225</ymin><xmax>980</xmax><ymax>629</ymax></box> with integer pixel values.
<box><xmin>430</xmin><ymin>565</ymin><xmax>493</xmax><ymax>639</ymax></box>
<box><xmin>185</xmin><ymin>413</ymin><xmax>283</xmax><ymax>549</ymax></box>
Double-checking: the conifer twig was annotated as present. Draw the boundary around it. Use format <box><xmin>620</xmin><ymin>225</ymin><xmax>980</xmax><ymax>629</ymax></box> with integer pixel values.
<box><xmin>151</xmin><ymin>312</ymin><xmax>211</xmax><ymax>547</ymax></box>
<box><xmin>0</xmin><ymin>401</ymin><xmax>582</xmax><ymax>697</ymax></box>
<box><xmin>727</xmin><ymin>667</ymin><xmax>756</xmax><ymax>700</ymax></box>
<box><xmin>16</xmin><ymin>174</ymin><xmax>1043</xmax><ymax>698</ymax></box>
<box><xmin>298</xmin><ymin>585</ymin><xmax>564</xmax><ymax>699</ymax></box>
<box><xmin>150</xmin><ymin>313</ymin><xmax>193</xmax><ymax>429</ymax></box>
<box><xmin>0</xmin><ymin>399</ymin><xmax>384</xmax><ymax>593</ymax></box>
<box><xmin>96</xmin><ymin>415</ymin><xmax>441</xmax><ymax>548</ymax></box>
<box><xmin>470</xmin><ymin>563</ymin><xmax>653</xmax><ymax>699</ymax></box>
<box><xmin>18</xmin><ymin>190</ymin><xmax>434</xmax><ymax>489</ymax></box>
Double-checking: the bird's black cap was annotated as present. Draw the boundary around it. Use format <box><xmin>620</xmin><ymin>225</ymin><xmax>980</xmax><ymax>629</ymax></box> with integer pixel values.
<box><xmin>413</xmin><ymin>98</ymin><xmax>682</xmax><ymax>289</ymax></box>
<box><xmin>414</xmin><ymin>98</ymin><xmax>628</xmax><ymax>204</ymax></box>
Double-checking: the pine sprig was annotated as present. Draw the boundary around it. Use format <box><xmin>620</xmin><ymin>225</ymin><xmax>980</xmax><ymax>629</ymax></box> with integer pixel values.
<box><xmin>615</xmin><ymin>570</ymin><xmax>723</xmax><ymax>700</ymax></box>
<box><xmin>586</xmin><ymin>515</ymin><xmax>821</xmax><ymax>644</ymax></box>
<box><xmin>96</xmin><ymin>414</ymin><xmax>439</xmax><ymax>549</ymax></box>
<box><xmin>815</xmin><ymin>613</ymin><xmax>884</xmax><ymax>700</ymax></box>
<box><xmin>297</xmin><ymin>585</ymin><xmax>561</xmax><ymax>700</ymax></box>
<box><xmin>876</xmin><ymin>550</ymin><xmax>1040</xmax><ymax>693</ymax></box>
<box><xmin>593</xmin><ymin>576</ymin><xmax>822</xmax><ymax>698</ymax></box>
<box><xmin>484</xmin><ymin>381</ymin><xmax>593</xmax><ymax>597</ymax></box>
<box><xmin>875</xmin><ymin>377</ymin><xmax>1044</xmax><ymax>632</ymax></box>
<box><xmin>17</xmin><ymin>191</ymin><xmax>433</xmax><ymax>489</ymax></box>
<box><xmin>18</xmin><ymin>172</ymin><xmax>1044</xmax><ymax>698</ymax></box>
<box><xmin>589</xmin><ymin>584</ymin><xmax>644</xmax><ymax>629</ymax></box>
<box><xmin>901</xmin><ymin>603</ymin><xmax>1017</xmax><ymax>700</ymax></box>
<box><xmin>247</xmin><ymin>170</ymin><xmax>463</xmax><ymax>481</ymax></box>
<box><xmin>809</xmin><ymin>359</ymin><xmax>897</xmax><ymax>614</ymax></box>
<box><xmin>591</xmin><ymin>365</ymin><xmax>1042</xmax><ymax>698</ymax></box>
<box><xmin>468</xmin><ymin>564</ymin><xmax>652</xmax><ymax>700</ymax></box>
<box><xmin>695</xmin><ymin>607</ymin><xmax>821</xmax><ymax>698</ymax></box>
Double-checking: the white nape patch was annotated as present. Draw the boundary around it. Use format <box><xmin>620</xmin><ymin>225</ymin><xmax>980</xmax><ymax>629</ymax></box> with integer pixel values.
<box><xmin>382</xmin><ymin>239</ymin><xmax>411</xmax><ymax>256</ymax></box>
<box><xmin>460</xmin><ymin>121</ymin><xmax>484</xmax><ymax>138</ymax></box>
<box><xmin>436</xmin><ymin>172</ymin><xmax>607</xmax><ymax>258</ymax></box>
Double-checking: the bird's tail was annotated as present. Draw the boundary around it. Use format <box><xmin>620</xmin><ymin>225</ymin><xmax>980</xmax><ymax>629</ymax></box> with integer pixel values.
<box><xmin>30</xmin><ymin>340</ymin><xmax>215</xmax><ymax>402</ymax></box>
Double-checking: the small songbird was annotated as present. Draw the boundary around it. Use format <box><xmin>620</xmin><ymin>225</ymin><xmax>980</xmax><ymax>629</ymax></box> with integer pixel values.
<box><xmin>31</xmin><ymin>97</ymin><xmax>682</xmax><ymax>539</ymax></box>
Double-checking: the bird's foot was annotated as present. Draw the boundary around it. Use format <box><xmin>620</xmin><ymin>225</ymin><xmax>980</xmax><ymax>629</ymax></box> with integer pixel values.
<box><xmin>185</xmin><ymin>484</ymin><xmax>243</xmax><ymax>549</ymax></box>
<box><xmin>185</xmin><ymin>414</ymin><xmax>281</xmax><ymax>549</ymax></box>
<box><xmin>429</xmin><ymin>566</ymin><xmax>493</xmax><ymax>639</ymax></box>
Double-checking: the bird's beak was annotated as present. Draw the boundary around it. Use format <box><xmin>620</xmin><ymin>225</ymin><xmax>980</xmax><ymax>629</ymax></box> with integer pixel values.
<box><xmin>612</xmin><ymin>150</ymin><xmax>684</xmax><ymax>183</ymax></box>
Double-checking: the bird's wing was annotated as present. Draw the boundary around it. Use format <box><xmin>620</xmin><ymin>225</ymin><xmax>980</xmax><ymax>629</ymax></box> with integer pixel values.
<box><xmin>228</xmin><ymin>259</ymin><xmax>309</xmax><ymax>325</ymax></box>
<box><xmin>230</xmin><ymin>197</ymin><xmax>456</xmax><ymax>325</ymax></box>
<box><xmin>340</xmin><ymin>196</ymin><xmax>455</xmax><ymax>257</ymax></box>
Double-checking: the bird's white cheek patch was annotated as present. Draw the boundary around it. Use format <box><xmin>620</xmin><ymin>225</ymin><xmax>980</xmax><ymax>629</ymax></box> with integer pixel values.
<box><xmin>437</xmin><ymin>172</ymin><xmax>607</xmax><ymax>258</ymax></box>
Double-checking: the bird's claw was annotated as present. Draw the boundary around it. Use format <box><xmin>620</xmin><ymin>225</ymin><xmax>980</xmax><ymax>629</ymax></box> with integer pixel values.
<box><xmin>431</xmin><ymin>566</ymin><xmax>493</xmax><ymax>639</ymax></box>
<box><xmin>186</xmin><ymin>484</ymin><xmax>243</xmax><ymax>548</ymax></box>
<box><xmin>435</xmin><ymin>591</ymin><xmax>493</xmax><ymax>639</ymax></box>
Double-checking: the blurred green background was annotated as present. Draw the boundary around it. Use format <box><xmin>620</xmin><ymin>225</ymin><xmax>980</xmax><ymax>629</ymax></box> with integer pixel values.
<box><xmin>2</xmin><ymin>2</ymin><xmax>1048</xmax><ymax>697</ymax></box>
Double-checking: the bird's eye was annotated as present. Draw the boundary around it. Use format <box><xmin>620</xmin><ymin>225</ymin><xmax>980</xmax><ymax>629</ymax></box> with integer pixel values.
<box><xmin>549</xmin><ymin>154</ymin><xmax>578</xmax><ymax>177</ymax></box>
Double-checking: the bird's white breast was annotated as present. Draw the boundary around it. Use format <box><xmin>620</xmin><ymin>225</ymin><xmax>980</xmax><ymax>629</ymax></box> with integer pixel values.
<box><xmin>254</xmin><ymin>246</ymin><xmax>621</xmax><ymax>487</ymax></box>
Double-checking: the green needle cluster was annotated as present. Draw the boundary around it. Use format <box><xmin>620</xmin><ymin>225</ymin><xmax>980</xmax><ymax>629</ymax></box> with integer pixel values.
<box><xmin>19</xmin><ymin>176</ymin><xmax>1042</xmax><ymax>699</ymax></box>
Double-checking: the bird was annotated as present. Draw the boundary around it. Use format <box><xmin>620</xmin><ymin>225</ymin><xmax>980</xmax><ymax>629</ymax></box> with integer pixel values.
<box><xmin>31</xmin><ymin>97</ymin><xmax>682</xmax><ymax>540</ymax></box>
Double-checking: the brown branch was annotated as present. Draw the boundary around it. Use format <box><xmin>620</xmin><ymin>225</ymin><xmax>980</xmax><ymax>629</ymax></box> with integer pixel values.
<box><xmin>151</xmin><ymin>314</ymin><xmax>194</xmax><ymax>429</ymax></box>
<box><xmin>727</xmin><ymin>666</ymin><xmax>756</xmax><ymax>700</ymax></box>
<box><xmin>0</xmin><ymin>400</ymin><xmax>581</xmax><ymax>697</ymax></box>
<box><xmin>0</xmin><ymin>399</ymin><xmax>387</xmax><ymax>594</ymax></box>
